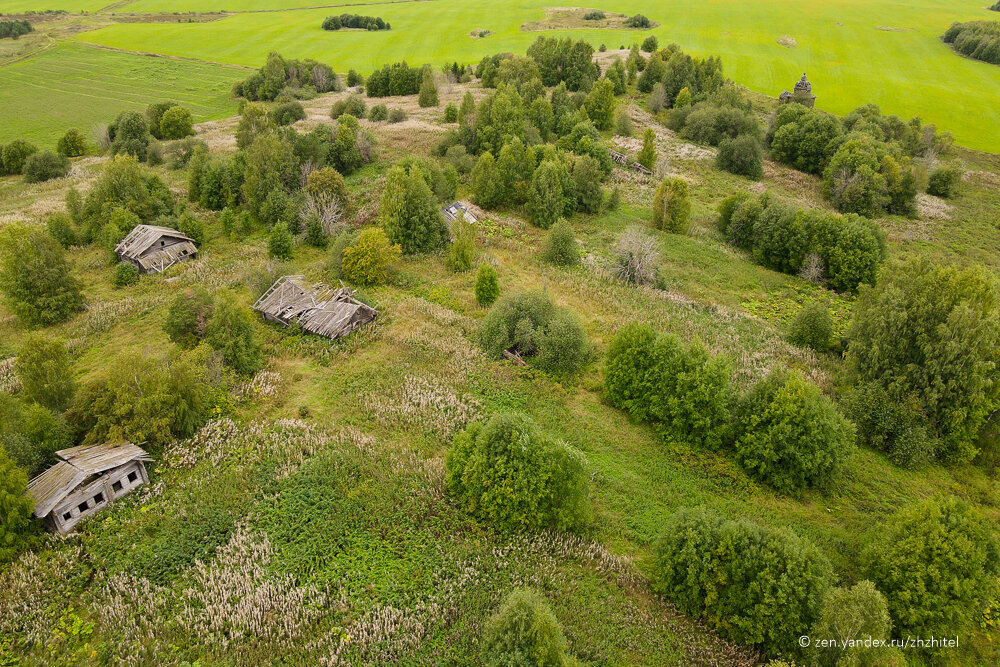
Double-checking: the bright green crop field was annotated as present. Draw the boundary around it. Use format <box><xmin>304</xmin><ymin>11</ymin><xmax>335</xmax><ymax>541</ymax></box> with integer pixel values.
<box><xmin>0</xmin><ymin>42</ymin><xmax>238</xmax><ymax>146</ymax></box>
<box><xmin>56</xmin><ymin>0</ymin><xmax>1000</xmax><ymax>151</ymax></box>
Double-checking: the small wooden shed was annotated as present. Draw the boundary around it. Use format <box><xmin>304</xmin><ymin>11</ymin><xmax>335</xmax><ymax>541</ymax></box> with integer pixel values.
<box><xmin>252</xmin><ymin>275</ymin><xmax>377</xmax><ymax>340</ymax></box>
<box><xmin>115</xmin><ymin>224</ymin><xmax>197</xmax><ymax>274</ymax></box>
<box><xmin>27</xmin><ymin>443</ymin><xmax>151</xmax><ymax>534</ymax></box>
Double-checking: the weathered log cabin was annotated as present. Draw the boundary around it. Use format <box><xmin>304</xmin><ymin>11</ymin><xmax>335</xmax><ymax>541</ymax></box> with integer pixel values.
<box><xmin>252</xmin><ymin>275</ymin><xmax>377</xmax><ymax>340</ymax></box>
<box><xmin>115</xmin><ymin>224</ymin><xmax>197</xmax><ymax>274</ymax></box>
<box><xmin>27</xmin><ymin>443</ymin><xmax>151</xmax><ymax>534</ymax></box>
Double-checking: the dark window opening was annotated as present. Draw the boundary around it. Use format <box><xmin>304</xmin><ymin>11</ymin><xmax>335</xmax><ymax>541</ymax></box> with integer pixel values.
<box><xmin>78</xmin><ymin>501</ymin><xmax>89</xmax><ymax>512</ymax></box>
<box><xmin>94</xmin><ymin>492</ymin><xmax>105</xmax><ymax>504</ymax></box>
<box><xmin>63</xmin><ymin>512</ymin><xmax>72</xmax><ymax>521</ymax></box>
<box><xmin>112</xmin><ymin>480</ymin><xmax>123</xmax><ymax>492</ymax></box>
<box><xmin>127</xmin><ymin>471</ymin><xmax>138</xmax><ymax>483</ymax></box>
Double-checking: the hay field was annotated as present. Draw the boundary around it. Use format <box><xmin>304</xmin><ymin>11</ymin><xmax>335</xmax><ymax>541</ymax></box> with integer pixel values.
<box><xmin>58</xmin><ymin>0</ymin><xmax>1000</xmax><ymax>151</ymax></box>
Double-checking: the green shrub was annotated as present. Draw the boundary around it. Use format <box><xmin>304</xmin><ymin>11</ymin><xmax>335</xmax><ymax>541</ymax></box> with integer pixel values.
<box><xmin>267</xmin><ymin>222</ymin><xmax>294</xmax><ymax>260</ymax></box>
<box><xmin>847</xmin><ymin>257</ymin><xmax>1000</xmax><ymax>463</ymax></box>
<box><xmin>541</xmin><ymin>219</ymin><xmax>579</xmax><ymax>266</ymax></box>
<box><xmin>270</xmin><ymin>100</ymin><xmax>306</xmax><ymax>126</ymax></box>
<box><xmin>388</xmin><ymin>108</ymin><xmax>406</xmax><ymax>123</ymax></box>
<box><xmin>327</xmin><ymin>229</ymin><xmax>356</xmax><ymax>280</ymax></box>
<box><xmin>330</xmin><ymin>94</ymin><xmax>366</xmax><ymax>119</ymax></box>
<box><xmin>159</xmin><ymin>106</ymin><xmax>194</xmax><ymax>139</ymax></box>
<box><xmin>475</xmin><ymin>263</ymin><xmax>500</xmax><ymax>307</ymax></box>
<box><xmin>822</xmin><ymin>133</ymin><xmax>916</xmax><ymax>217</ymax></box>
<box><xmin>46</xmin><ymin>212</ymin><xmax>77</xmax><ymax>248</ymax></box>
<box><xmin>342</xmin><ymin>227</ymin><xmax>402</xmax><ymax>285</ymax></box>
<box><xmin>0</xmin><ymin>448</ymin><xmax>37</xmax><ymax>565</ymax></box>
<box><xmin>1</xmin><ymin>139</ymin><xmax>37</xmax><ymax>175</ymax></box>
<box><xmin>368</xmin><ymin>103</ymin><xmax>388</xmax><ymax>121</ymax></box>
<box><xmin>304</xmin><ymin>216</ymin><xmax>328</xmax><ymax>248</ymax></box>
<box><xmin>83</xmin><ymin>154</ymin><xmax>173</xmax><ymax>224</ymax></box>
<box><xmin>418</xmin><ymin>66</ymin><xmax>439</xmax><ymax>107</ymax></box>
<box><xmin>163</xmin><ymin>286</ymin><xmax>215</xmax><ymax>350</ymax></box>
<box><xmin>446</xmin><ymin>211</ymin><xmax>476</xmax><ymax>272</ymax></box>
<box><xmin>572</xmin><ymin>155</ymin><xmax>603</xmax><ymax>215</ymax></box>
<box><xmin>57</xmin><ymin>128</ymin><xmax>88</xmax><ymax>157</ymax></box>
<box><xmin>24</xmin><ymin>150</ymin><xmax>70</xmax><ymax>184</ymax></box>
<box><xmin>636</xmin><ymin>128</ymin><xmax>656</xmax><ymax>170</ymax></box>
<box><xmin>614</xmin><ymin>108</ymin><xmax>633</xmax><ymax>137</ymax></box>
<box><xmin>479</xmin><ymin>291</ymin><xmax>589</xmax><ymax>374</ymax></box>
<box><xmin>863</xmin><ymin>497</ymin><xmax>1000</xmax><ymax>643</ymax></box>
<box><xmin>808</xmin><ymin>212</ymin><xmax>886</xmax><ymax>292</ymax></box>
<box><xmin>446</xmin><ymin>414</ymin><xmax>590</xmax><ymax>531</ymax></box>
<box><xmin>768</xmin><ymin>105</ymin><xmax>842</xmax><ymax>175</ymax></box>
<box><xmin>481</xmin><ymin>589</ymin><xmax>572</xmax><ymax>667</ymax></box>
<box><xmin>651</xmin><ymin>178</ymin><xmax>690</xmax><ymax>233</ymax></box>
<box><xmin>205</xmin><ymin>291</ymin><xmax>262</xmax><ymax>375</ymax></box>
<box><xmin>640</xmin><ymin>35</ymin><xmax>658</xmax><ymax>51</ymax></box>
<box><xmin>380</xmin><ymin>164</ymin><xmax>449</xmax><ymax>254</ymax></box>
<box><xmin>651</xmin><ymin>506</ymin><xmax>832</xmax><ymax>657</ymax></box>
<box><xmin>733</xmin><ymin>370</ymin><xmax>853</xmax><ymax>493</ymax></box>
<box><xmin>787</xmin><ymin>302</ymin><xmax>832</xmax><ymax>351</ymax></box>
<box><xmin>715</xmin><ymin>191</ymin><xmax>751</xmax><ymax>236</ymax></box>
<box><xmin>110</xmin><ymin>110</ymin><xmax>151</xmax><ymax>160</ymax></box>
<box><xmin>112</xmin><ymin>262</ymin><xmax>139</xmax><ymax>288</ymax></box>
<box><xmin>0</xmin><ymin>223</ymin><xmax>84</xmax><ymax>326</ymax></box>
<box><xmin>177</xmin><ymin>212</ymin><xmax>205</xmax><ymax>247</ymax></box>
<box><xmin>926</xmin><ymin>165</ymin><xmax>962</xmax><ymax>198</ymax></box>
<box><xmin>0</xmin><ymin>394</ymin><xmax>71</xmax><ymax>477</ymax></box>
<box><xmin>716</xmin><ymin>134</ymin><xmax>763</xmax><ymax>180</ymax></box>
<box><xmin>809</xmin><ymin>581</ymin><xmax>900</xmax><ymax>666</ymax></box>
<box><xmin>528</xmin><ymin>160</ymin><xmax>567</xmax><ymax>229</ymax></box>
<box><xmin>69</xmin><ymin>351</ymin><xmax>210</xmax><ymax>452</ymax></box>
<box><xmin>443</xmin><ymin>103</ymin><xmax>458</xmax><ymax>123</ymax></box>
<box><xmin>604</xmin><ymin>323</ymin><xmax>733</xmax><ymax>449</ymax></box>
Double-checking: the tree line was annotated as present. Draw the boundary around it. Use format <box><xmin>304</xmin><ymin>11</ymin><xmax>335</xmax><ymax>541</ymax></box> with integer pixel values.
<box><xmin>321</xmin><ymin>14</ymin><xmax>390</xmax><ymax>31</ymax></box>
<box><xmin>232</xmin><ymin>52</ymin><xmax>340</xmax><ymax>102</ymax></box>
<box><xmin>0</xmin><ymin>20</ymin><xmax>32</xmax><ymax>40</ymax></box>
<box><xmin>943</xmin><ymin>21</ymin><xmax>1000</xmax><ymax>65</ymax></box>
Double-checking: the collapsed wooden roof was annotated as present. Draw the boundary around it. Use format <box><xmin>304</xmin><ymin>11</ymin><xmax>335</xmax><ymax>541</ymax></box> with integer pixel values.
<box><xmin>115</xmin><ymin>224</ymin><xmax>197</xmax><ymax>273</ymax></box>
<box><xmin>442</xmin><ymin>201</ymin><xmax>478</xmax><ymax>224</ymax></box>
<box><xmin>252</xmin><ymin>275</ymin><xmax>377</xmax><ymax>340</ymax></box>
<box><xmin>28</xmin><ymin>443</ymin><xmax>151</xmax><ymax>518</ymax></box>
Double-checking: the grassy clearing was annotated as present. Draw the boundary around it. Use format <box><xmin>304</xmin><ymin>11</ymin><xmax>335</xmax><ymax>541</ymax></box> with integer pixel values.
<box><xmin>56</xmin><ymin>0</ymin><xmax>1000</xmax><ymax>150</ymax></box>
<box><xmin>0</xmin><ymin>42</ymin><xmax>238</xmax><ymax>145</ymax></box>
<box><xmin>1</xmin><ymin>75</ymin><xmax>999</xmax><ymax>662</ymax></box>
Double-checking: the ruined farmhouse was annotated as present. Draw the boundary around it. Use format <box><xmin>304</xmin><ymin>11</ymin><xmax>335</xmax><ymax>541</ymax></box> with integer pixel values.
<box><xmin>115</xmin><ymin>224</ymin><xmax>198</xmax><ymax>274</ymax></box>
<box><xmin>252</xmin><ymin>275</ymin><xmax>377</xmax><ymax>340</ymax></box>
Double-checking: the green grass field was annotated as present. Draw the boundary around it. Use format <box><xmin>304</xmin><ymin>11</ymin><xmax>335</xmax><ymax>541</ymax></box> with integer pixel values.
<box><xmin>0</xmin><ymin>42</ymin><xmax>238</xmax><ymax>146</ymax></box>
<box><xmin>58</xmin><ymin>0</ymin><xmax>1000</xmax><ymax>151</ymax></box>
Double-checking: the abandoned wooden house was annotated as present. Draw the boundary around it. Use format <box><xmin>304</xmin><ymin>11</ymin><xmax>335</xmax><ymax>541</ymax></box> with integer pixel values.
<box><xmin>115</xmin><ymin>224</ymin><xmax>198</xmax><ymax>274</ymax></box>
<box><xmin>252</xmin><ymin>275</ymin><xmax>377</xmax><ymax>340</ymax></box>
<box><xmin>441</xmin><ymin>201</ymin><xmax>478</xmax><ymax>224</ymax></box>
<box><xmin>27</xmin><ymin>443</ymin><xmax>151</xmax><ymax>534</ymax></box>
<box><xmin>608</xmin><ymin>148</ymin><xmax>653</xmax><ymax>176</ymax></box>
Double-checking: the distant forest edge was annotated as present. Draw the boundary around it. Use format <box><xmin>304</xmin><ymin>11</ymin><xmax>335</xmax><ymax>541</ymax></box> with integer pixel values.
<box><xmin>321</xmin><ymin>14</ymin><xmax>390</xmax><ymax>32</ymax></box>
<box><xmin>943</xmin><ymin>21</ymin><xmax>1000</xmax><ymax>65</ymax></box>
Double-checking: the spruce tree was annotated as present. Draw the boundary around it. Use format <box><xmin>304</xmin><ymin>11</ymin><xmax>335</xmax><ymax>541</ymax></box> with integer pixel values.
<box><xmin>418</xmin><ymin>66</ymin><xmax>439</xmax><ymax>107</ymax></box>
<box><xmin>637</xmin><ymin>128</ymin><xmax>657</xmax><ymax>170</ymax></box>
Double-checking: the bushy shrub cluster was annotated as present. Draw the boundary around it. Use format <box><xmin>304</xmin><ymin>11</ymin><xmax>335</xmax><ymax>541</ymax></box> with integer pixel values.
<box><xmin>481</xmin><ymin>589</ymin><xmax>572</xmax><ymax>666</ymax></box>
<box><xmin>787</xmin><ymin>302</ymin><xmax>832</xmax><ymax>352</ymax></box>
<box><xmin>232</xmin><ymin>52</ymin><xmax>339</xmax><ymax>101</ymax></box>
<box><xmin>525</xmin><ymin>36</ymin><xmax>598</xmax><ymax>91</ymax></box>
<box><xmin>943</xmin><ymin>21</ymin><xmax>1000</xmax><ymax>65</ymax></box>
<box><xmin>927</xmin><ymin>164</ymin><xmax>962</xmax><ymax>198</ymax></box>
<box><xmin>342</xmin><ymin>227</ymin><xmax>401</xmax><ymax>285</ymax></box>
<box><xmin>0</xmin><ymin>448</ymin><xmax>36</xmax><ymax>565</ymax></box>
<box><xmin>479</xmin><ymin>291</ymin><xmax>589</xmax><ymax>375</ymax></box>
<box><xmin>717</xmin><ymin>192</ymin><xmax>887</xmax><ymax>292</ymax></box>
<box><xmin>733</xmin><ymin>370</ymin><xmax>853</xmax><ymax>493</ymax></box>
<box><xmin>604</xmin><ymin>324</ymin><xmax>732</xmax><ymax>449</ymax></box>
<box><xmin>446</xmin><ymin>413</ymin><xmax>590</xmax><ymax>531</ymax></box>
<box><xmin>638</xmin><ymin>45</ymin><xmax>724</xmax><ymax>106</ymax></box>
<box><xmin>716</xmin><ymin>134</ymin><xmax>763</xmax><ymax>179</ymax></box>
<box><xmin>624</xmin><ymin>14</ymin><xmax>652</xmax><ymax>28</ymax></box>
<box><xmin>541</xmin><ymin>220</ymin><xmax>578</xmax><ymax>266</ymax></box>
<box><xmin>0</xmin><ymin>19</ymin><xmax>33</xmax><ymax>40</ymax></box>
<box><xmin>605</xmin><ymin>326</ymin><xmax>852</xmax><ymax>492</ymax></box>
<box><xmin>379</xmin><ymin>162</ymin><xmax>449</xmax><ymax>253</ymax></box>
<box><xmin>847</xmin><ymin>257</ymin><xmax>1000</xmax><ymax>464</ymax></box>
<box><xmin>68</xmin><ymin>350</ymin><xmax>215</xmax><ymax>452</ymax></box>
<box><xmin>0</xmin><ymin>139</ymin><xmax>37</xmax><ymax>175</ymax></box>
<box><xmin>475</xmin><ymin>263</ymin><xmax>500</xmax><ymax>306</ymax></box>
<box><xmin>1</xmin><ymin>393</ymin><xmax>71</xmax><ymax>477</ymax></box>
<box><xmin>321</xmin><ymin>14</ymin><xmax>389</xmax><ymax>31</ymax></box>
<box><xmin>651</xmin><ymin>506</ymin><xmax>833</xmax><ymax>656</ymax></box>
<box><xmin>863</xmin><ymin>498</ymin><xmax>1000</xmax><ymax>644</ymax></box>
<box><xmin>0</xmin><ymin>223</ymin><xmax>84</xmax><ymax>326</ymax></box>
<box><xmin>22</xmin><ymin>151</ymin><xmax>69</xmax><ymax>183</ymax></box>
<box><xmin>57</xmin><ymin>128</ymin><xmax>87</xmax><ymax>157</ymax></box>
<box><xmin>365</xmin><ymin>61</ymin><xmax>422</xmax><ymax>97</ymax></box>
<box><xmin>271</xmin><ymin>100</ymin><xmax>306</xmax><ymax>126</ymax></box>
<box><xmin>651</xmin><ymin>177</ymin><xmax>690</xmax><ymax>233</ymax></box>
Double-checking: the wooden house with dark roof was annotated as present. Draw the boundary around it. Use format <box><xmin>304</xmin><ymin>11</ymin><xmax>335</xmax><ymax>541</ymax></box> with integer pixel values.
<box><xmin>252</xmin><ymin>275</ymin><xmax>377</xmax><ymax>340</ymax></box>
<box><xmin>27</xmin><ymin>443</ymin><xmax>151</xmax><ymax>534</ymax></box>
<box><xmin>115</xmin><ymin>224</ymin><xmax>197</xmax><ymax>274</ymax></box>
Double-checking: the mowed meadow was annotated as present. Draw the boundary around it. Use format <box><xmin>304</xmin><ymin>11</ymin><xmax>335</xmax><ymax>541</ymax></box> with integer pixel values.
<box><xmin>0</xmin><ymin>43</ymin><xmax>239</xmax><ymax>145</ymax></box>
<box><xmin>51</xmin><ymin>0</ymin><xmax>1000</xmax><ymax>151</ymax></box>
